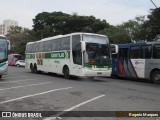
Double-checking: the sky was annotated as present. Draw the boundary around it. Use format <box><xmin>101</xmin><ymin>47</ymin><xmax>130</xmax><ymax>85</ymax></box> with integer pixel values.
<box><xmin>0</xmin><ymin>0</ymin><xmax>160</xmax><ymax>29</ymax></box>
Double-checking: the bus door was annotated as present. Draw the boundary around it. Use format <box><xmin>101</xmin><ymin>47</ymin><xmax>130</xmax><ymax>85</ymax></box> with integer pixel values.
<box><xmin>118</xmin><ymin>48</ymin><xmax>130</xmax><ymax>77</ymax></box>
<box><xmin>72</xmin><ymin>35</ymin><xmax>82</xmax><ymax>76</ymax></box>
<box><xmin>111</xmin><ymin>54</ymin><xmax>118</xmax><ymax>76</ymax></box>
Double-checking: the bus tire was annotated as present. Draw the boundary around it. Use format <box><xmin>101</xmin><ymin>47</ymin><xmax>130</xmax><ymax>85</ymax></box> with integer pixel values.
<box><xmin>63</xmin><ymin>66</ymin><xmax>70</xmax><ymax>79</ymax></box>
<box><xmin>0</xmin><ymin>75</ymin><xmax>2</xmax><ymax>79</ymax></box>
<box><xmin>151</xmin><ymin>70</ymin><xmax>160</xmax><ymax>83</ymax></box>
<box><xmin>30</xmin><ymin>64</ymin><xmax>34</xmax><ymax>73</ymax></box>
<box><xmin>34</xmin><ymin>64</ymin><xmax>38</xmax><ymax>74</ymax></box>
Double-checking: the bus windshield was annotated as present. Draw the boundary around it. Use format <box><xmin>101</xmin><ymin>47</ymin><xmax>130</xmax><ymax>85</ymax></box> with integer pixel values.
<box><xmin>82</xmin><ymin>35</ymin><xmax>111</xmax><ymax>66</ymax></box>
<box><xmin>0</xmin><ymin>38</ymin><xmax>7</xmax><ymax>60</ymax></box>
<box><xmin>84</xmin><ymin>43</ymin><xmax>111</xmax><ymax>65</ymax></box>
<box><xmin>83</xmin><ymin>34</ymin><xmax>108</xmax><ymax>44</ymax></box>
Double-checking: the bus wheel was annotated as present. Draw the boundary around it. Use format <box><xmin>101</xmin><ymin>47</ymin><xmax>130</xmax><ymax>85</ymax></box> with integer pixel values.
<box><xmin>63</xmin><ymin>66</ymin><xmax>70</xmax><ymax>79</ymax></box>
<box><xmin>30</xmin><ymin>64</ymin><xmax>34</xmax><ymax>73</ymax></box>
<box><xmin>0</xmin><ymin>75</ymin><xmax>2</xmax><ymax>79</ymax></box>
<box><xmin>34</xmin><ymin>64</ymin><xmax>38</xmax><ymax>74</ymax></box>
<box><xmin>151</xmin><ymin>71</ymin><xmax>160</xmax><ymax>83</ymax></box>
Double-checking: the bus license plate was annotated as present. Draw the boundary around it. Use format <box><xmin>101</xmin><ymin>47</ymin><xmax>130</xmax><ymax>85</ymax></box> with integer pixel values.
<box><xmin>97</xmin><ymin>72</ymin><xmax>102</xmax><ymax>75</ymax></box>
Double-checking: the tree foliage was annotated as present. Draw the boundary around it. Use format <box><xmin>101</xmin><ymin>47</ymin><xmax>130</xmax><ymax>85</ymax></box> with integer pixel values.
<box><xmin>99</xmin><ymin>25</ymin><xmax>130</xmax><ymax>44</ymax></box>
<box><xmin>7</xmin><ymin>8</ymin><xmax>160</xmax><ymax>54</ymax></box>
<box><xmin>7</xmin><ymin>27</ymin><xmax>36</xmax><ymax>56</ymax></box>
<box><xmin>142</xmin><ymin>7</ymin><xmax>160</xmax><ymax>40</ymax></box>
<box><xmin>99</xmin><ymin>16</ymin><xmax>146</xmax><ymax>43</ymax></box>
<box><xmin>33</xmin><ymin>11</ymin><xmax>109</xmax><ymax>39</ymax></box>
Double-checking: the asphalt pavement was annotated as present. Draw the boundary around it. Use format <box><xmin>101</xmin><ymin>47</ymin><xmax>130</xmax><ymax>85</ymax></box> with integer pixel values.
<box><xmin>0</xmin><ymin>66</ymin><xmax>160</xmax><ymax>120</ymax></box>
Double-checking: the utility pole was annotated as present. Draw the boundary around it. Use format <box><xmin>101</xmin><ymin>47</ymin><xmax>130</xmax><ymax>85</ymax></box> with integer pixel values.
<box><xmin>150</xmin><ymin>0</ymin><xmax>158</xmax><ymax>8</ymax></box>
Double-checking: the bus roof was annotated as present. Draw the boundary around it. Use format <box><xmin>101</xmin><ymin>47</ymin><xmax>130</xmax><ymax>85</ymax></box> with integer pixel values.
<box><xmin>40</xmin><ymin>32</ymin><xmax>107</xmax><ymax>41</ymax></box>
<box><xmin>26</xmin><ymin>32</ymin><xmax>108</xmax><ymax>45</ymax></box>
<box><xmin>116</xmin><ymin>41</ymin><xmax>160</xmax><ymax>48</ymax></box>
<box><xmin>0</xmin><ymin>35</ymin><xmax>6</xmax><ymax>39</ymax></box>
<box><xmin>115</xmin><ymin>43</ymin><xmax>145</xmax><ymax>48</ymax></box>
<box><xmin>147</xmin><ymin>41</ymin><xmax>160</xmax><ymax>45</ymax></box>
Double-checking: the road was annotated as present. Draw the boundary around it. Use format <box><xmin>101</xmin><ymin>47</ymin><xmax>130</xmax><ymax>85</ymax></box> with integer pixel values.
<box><xmin>0</xmin><ymin>66</ymin><xmax>160</xmax><ymax>120</ymax></box>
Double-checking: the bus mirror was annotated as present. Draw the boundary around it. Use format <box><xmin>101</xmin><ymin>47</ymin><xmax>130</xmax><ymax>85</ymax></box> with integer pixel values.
<box><xmin>7</xmin><ymin>40</ymin><xmax>11</xmax><ymax>50</ymax></box>
<box><xmin>81</xmin><ymin>41</ymin><xmax>86</xmax><ymax>51</ymax></box>
<box><xmin>111</xmin><ymin>44</ymin><xmax>118</xmax><ymax>54</ymax></box>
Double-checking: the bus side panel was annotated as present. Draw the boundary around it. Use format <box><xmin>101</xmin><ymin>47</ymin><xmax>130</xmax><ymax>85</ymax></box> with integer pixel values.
<box><xmin>127</xmin><ymin>59</ymin><xmax>138</xmax><ymax>78</ymax></box>
<box><xmin>145</xmin><ymin>59</ymin><xmax>160</xmax><ymax>79</ymax></box>
<box><xmin>117</xmin><ymin>58</ymin><xmax>139</xmax><ymax>78</ymax></box>
<box><xmin>130</xmin><ymin>59</ymin><xmax>145</xmax><ymax>78</ymax></box>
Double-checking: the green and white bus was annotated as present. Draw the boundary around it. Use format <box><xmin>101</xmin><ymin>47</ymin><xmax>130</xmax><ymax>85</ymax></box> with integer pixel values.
<box><xmin>25</xmin><ymin>33</ymin><xmax>113</xmax><ymax>79</ymax></box>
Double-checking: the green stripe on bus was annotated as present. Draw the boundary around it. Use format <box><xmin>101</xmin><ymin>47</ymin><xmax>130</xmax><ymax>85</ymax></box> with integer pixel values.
<box><xmin>84</xmin><ymin>63</ymin><xmax>111</xmax><ymax>68</ymax></box>
<box><xmin>26</xmin><ymin>54</ymin><xmax>35</xmax><ymax>59</ymax></box>
<box><xmin>26</xmin><ymin>51</ymin><xmax>70</xmax><ymax>59</ymax></box>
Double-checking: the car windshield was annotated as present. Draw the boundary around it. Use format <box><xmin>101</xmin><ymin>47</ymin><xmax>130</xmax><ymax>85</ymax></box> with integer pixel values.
<box><xmin>13</xmin><ymin>55</ymin><xmax>23</xmax><ymax>62</ymax></box>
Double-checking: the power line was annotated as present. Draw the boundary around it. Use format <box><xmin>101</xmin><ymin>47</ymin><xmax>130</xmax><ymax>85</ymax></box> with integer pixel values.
<box><xmin>150</xmin><ymin>0</ymin><xmax>158</xmax><ymax>8</ymax></box>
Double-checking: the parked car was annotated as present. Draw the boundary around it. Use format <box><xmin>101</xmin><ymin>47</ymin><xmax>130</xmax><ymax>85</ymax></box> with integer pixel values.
<box><xmin>15</xmin><ymin>60</ymin><xmax>25</xmax><ymax>67</ymax></box>
<box><xmin>8</xmin><ymin>54</ymin><xmax>23</xmax><ymax>66</ymax></box>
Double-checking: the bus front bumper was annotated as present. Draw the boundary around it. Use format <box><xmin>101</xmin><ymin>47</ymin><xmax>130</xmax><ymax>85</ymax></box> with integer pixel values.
<box><xmin>0</xmin><ymin>64</ymin><xmax>8</xmax><ymax>75</ymax></box>
<box><xmin>81</xmin><ymin>68</ymin><xmax>112</xmax><ymax>77</ymax></box>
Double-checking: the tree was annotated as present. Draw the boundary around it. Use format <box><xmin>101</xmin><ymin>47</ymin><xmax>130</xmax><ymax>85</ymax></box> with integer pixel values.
<box><xmin>143</xmin><ymin>7</ymin><xmax>160</xmax><ymax>40</ymax></box>
<box><xmin>8</xmin><ymin>26</ymin><xmax>23</xmax><ymax>34</ymax></box>
<box><xmin>33</xmin><ymin>11</ymin><xmax>109</xmax><ymax>39</ymax></box>
<box><xmin>7</xmin><ymin>27</ymin><xmax>36</xmax><ymax>56</ymax></box>
<box><xmin>99</xmin><ymin>16</ymin><xmax>146</xmax><ymax>44</ymax></box>
<box><xmin>99</xmin><ymin>25</ymin><xmax>131</xmax><ymax>44</ymax></box>
<box><xmin>119</xmin><ymin>16</ymin><xmax>146</xmax><ymax>42</ymax></box>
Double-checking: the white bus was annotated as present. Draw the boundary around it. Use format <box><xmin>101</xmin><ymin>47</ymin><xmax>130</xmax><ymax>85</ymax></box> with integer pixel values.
<box><xmin>111</xmin><ymin>42</ymin><xmax>160</xmax><ymax>83</ymax></box>
<box><xmin>25</xmin><ymin>33</ymin><xmax>113</xmax><ymax>79</ymax></box>
<box><xmin>0</xmin><ymin>35</ymin><xmax>10</xmax><ymax>79</ymax></box>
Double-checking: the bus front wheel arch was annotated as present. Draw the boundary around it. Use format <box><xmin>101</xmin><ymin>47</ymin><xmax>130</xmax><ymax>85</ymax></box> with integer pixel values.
<box><xmin>150</xmin><ymin>70</ymin><xmax>160</xmax><ymax>83</ymax></box>
<box><xmin>63</xmin><ymin>65</ymin><xmax>70</xmax><ymax>79</ymax></box>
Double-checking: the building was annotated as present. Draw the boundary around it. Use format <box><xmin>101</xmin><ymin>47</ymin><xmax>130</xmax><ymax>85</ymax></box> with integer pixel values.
<box><xmin>0</xmin><ymin>20</ymin><xmax>18</xmax><ymax>35</ymax></box>
<box><xmin>0</xmin><ymin>24</ymin><xmax>5</xmax><ymax>35</ymax></box>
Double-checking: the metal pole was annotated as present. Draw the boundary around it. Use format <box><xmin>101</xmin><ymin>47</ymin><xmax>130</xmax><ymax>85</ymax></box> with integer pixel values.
<box><xmin>150</xmin><ymin>0</ymin><xmax>158</xmax><ymax>8</ymax></box>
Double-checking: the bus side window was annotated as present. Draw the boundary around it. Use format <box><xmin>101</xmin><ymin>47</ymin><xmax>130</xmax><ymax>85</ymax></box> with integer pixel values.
<box><xmin>61</xmin><ymin>37</ymin><xmax>70</xmax><ymax>50</ymax></box>
<box><xmin>35</xmin><ymin>43</ymin><xmax>39</xmax><ymax>52</ymax></box>
<box><xmin>39</xmin><ymin>42</ymin><xmax>45</xmax><ymax>52</ymax></box>
<box><xmin>31</xmin><ymin>44</ymin><xmax>35</xmax><ymax>53</ymax></box>
<box><xmin>130</xmin><ymin>46</ymin><xmax>141</xmax><ymax>59</ymax></box>
<box><xmin>45</xmin><ymin>41</ymin><xmax>53</xmax><ymax>52</ymax></box>
<box><xmin>141</xmin><ymin>45</ymin><xmax>151</xmax><ymax>59</ymax></box>
<box><xmin>54</xmin><ymin>39</ymin><xmax>61</xmax><ymax>51</ymax></box>
<box><xmin>153</xmin><ymin>44</ymin><xmax>160</xmax><ymax>59</ymax></box>
<box><xmin>119</xmin><ymin>48</ymin><xmax>128</xmax><ymax>58</ymax></box>
<box><xmin>28</xmin><ymin>45</ymin><xmax>32</xmax><ymax>53</ymax></box>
